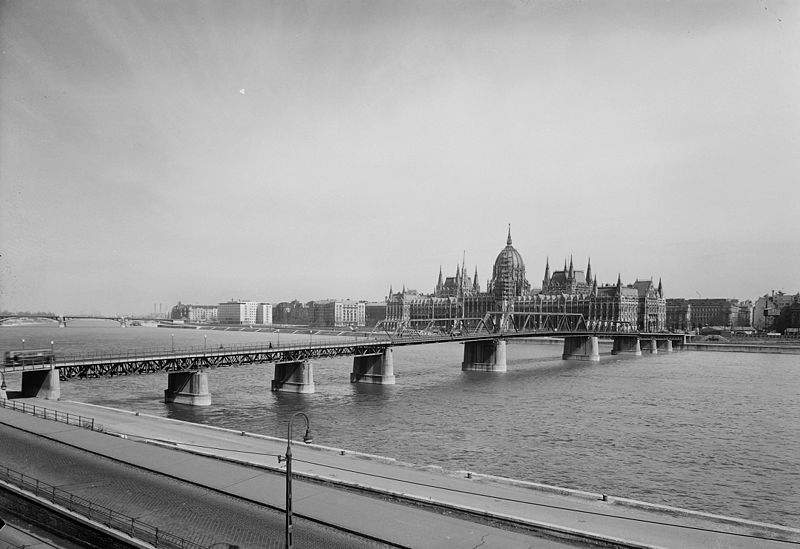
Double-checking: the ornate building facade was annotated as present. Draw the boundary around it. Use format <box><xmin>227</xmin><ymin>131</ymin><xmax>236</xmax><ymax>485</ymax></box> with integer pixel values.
<box><xmin>384</xmin><ymin>229</ymin><xmax>667</xmax><ymax>332</ymax></box>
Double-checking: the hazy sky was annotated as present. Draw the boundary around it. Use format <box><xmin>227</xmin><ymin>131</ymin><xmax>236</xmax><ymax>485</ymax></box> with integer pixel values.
<box><xmin>1</xmin><ymin>1</ymin><xmax>798</xmax><ymax>314</ymax></box>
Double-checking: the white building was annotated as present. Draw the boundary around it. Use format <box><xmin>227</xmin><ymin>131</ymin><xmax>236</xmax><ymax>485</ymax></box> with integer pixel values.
<box><xmin>218</xmin><ymin>300</ymin><xmax>259</xmax><ymax>324</ymax></box>
<box><xmin>188</xmin><ymin>305</ymin><xmax>218</xmax><ymax>323</ymax></box>
<box><xmin>256</xmin><ymin>303</ymin><xmax>272</xmax><ymax>325</ymax></box>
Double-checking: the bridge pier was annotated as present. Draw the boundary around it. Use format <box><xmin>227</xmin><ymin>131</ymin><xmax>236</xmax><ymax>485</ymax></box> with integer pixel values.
<box><xmin>164</xmin><ymin>371</ymin><xmax>211</xmax><ymax>406</ymax></box>
<box><xmin>351</xmin><ymin>349</ymin><xmax>395</xmax><ymax>385</ymax></box>
<box><xmin>0</xmin><ymin>373</ymin><xmax>7</xmax><ymax>401</ymax></box>
<box><xmin>611</xmin><ymin>336</ymin><xmax>642</xmax><ymax>356</ymax></box>
<box><xmin>646</xmin><ymin>339</ymin><xmax>658</xmax><ymax>354</ymax></box>
<box><xmin>21</xmin><ymin>368</ymin><xmax>61</xmax><ymax>400</ymax></box>
<box><xmin>656</xmin><ymin>340</ymin><xmax>673</xmax><ymax>353</ymax></box>
<box><xmin>562</xmin><ymin>336</ymin><xmax>600</xmax><ymax>362</ymax></box>
<box><xmin>272</xmin><ymin>361</ymin><xmax>315</xmax><ymax>393</ymax></box>
<box><xmin>462</xmin><ymin>339</ymin><xmax>506</xmax><ymax>372</ymax></box>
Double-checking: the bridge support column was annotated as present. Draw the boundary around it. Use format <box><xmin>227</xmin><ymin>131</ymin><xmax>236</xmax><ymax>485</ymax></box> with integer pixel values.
<box><xmin>58</xmin><ymin>317</ymin><xmax>67</xmax><ymax>328</ymax></box>
<box><xmin>21</xmin><ymin>368</ymin><xmax>61</xmax><ymax>400</ymax></box>
<box><xmin>656</xmin><ymin>340</ymin><xmax>673</xmax><ymax>353</ymax></box>
<box><xmin>562</xmin><ymin>336</ymin><xmax>600</xmax><ymax>362</ymax></box>
<box><xmin>611</xmin><ymin>336</ymin><xmax>642</xmax><ymax>356</ymax></box>
<box><xmin>164</xmin><ymin>371</ymin><xmax>211</xmax><ymax>406</ymax></box>
<box><xmin>647</xmin><ymin>339</ymin><xmax>658</xmax><ymax>354</ymax></box>
<box><xmin>462</xmin><ymin>339</ymin><xmax>506</xmax><ymax>372</ymax></box>
<box><xmin>351</xmin><ymin>349</ymin><xmax>395</xmax><ymax>385</ymax></box>
<box><xmin>272</xmin><ymin>361</ymin><xmax>315</xmax><ymax>394</ymax></box>
<box><xmin>0</xmin><ymin>373</ymin><xmax>8</xmax><ymax>401</ymax></box>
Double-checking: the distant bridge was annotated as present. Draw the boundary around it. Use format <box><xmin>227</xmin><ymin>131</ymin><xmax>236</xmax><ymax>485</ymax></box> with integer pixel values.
<box><xmin>0</xmin><ymin>314</ymin><xmax>154</xmax><ymax>327</ymax></box>
<box><xmin>1</xmin><ymin>312</ymin><xmax>685</xmax><ymax>404</ymax></box>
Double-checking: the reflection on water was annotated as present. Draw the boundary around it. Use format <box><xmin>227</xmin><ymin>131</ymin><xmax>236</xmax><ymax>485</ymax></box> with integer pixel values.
<box><xmin>1</xmin><ymin>322</ymin><xmax>799</xmax><ymax>527</ymax></box>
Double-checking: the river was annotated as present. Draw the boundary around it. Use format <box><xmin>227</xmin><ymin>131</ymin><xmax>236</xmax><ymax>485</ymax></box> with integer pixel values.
<box><xmin>1</xmin><ymin>321</ymin><xmax>798</xmax><ymax>528</ymax></box>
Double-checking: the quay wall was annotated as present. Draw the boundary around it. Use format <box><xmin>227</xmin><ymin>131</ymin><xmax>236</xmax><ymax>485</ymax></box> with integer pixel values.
<box><xmin>0</xmin><ymin>480</ymin><xmax>147</xmax><ymax>549</ymax></box>
<box><xmin>685</xmin><ymin>343</ymin><xmax>800</xmax><ymax>355</ymax></box>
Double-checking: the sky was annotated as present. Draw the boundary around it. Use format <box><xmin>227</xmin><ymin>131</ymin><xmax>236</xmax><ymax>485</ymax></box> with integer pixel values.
<box><xmin>1</xmin><ymin>0</ymin><xmax>798</xmax><ymax>315</ymax></box>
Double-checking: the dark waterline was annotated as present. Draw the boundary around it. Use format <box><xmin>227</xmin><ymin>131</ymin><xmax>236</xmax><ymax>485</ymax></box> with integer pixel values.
<box><xmin>2</xmin><ymin>322</ymin><xmax>799</xmax><ymax>527</ymax></box>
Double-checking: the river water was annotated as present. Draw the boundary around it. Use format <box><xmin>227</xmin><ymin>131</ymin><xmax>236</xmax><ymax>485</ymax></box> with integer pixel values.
<box><xmin>2</xmin><ymin>321</ymin><xmax>798</xmax><ymax>528</ymax></box>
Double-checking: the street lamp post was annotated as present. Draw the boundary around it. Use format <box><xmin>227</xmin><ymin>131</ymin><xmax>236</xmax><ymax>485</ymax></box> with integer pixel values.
<box><xmin>50</xmin><ymin>340</ymin><xmax>54</xmax><ymax>361</ymax></box>
<box><xmin>279</xmin><ymin>412</ymin><xmax>313</xmax><ymax>549</ymax></box>
<box><xmin>20</xmin><ymin>338</ymin><xmax>25</xmax><ymax>350</ymax></box>
<box><xmin>204</xmin><ymin>335</ymin><xmax>207</xmax><ymax>351</ymax></box>
<box><xmin>171</xmin><ymin>333</ymin><xmax>174</xmax><ymax>353</ymax></box>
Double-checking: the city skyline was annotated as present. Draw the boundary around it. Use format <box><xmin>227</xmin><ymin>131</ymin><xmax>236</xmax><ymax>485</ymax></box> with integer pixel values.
<box><xmin>1</xmin><ymin>1</ymin><xmax>798</xmax><ymax>314</ymax></box>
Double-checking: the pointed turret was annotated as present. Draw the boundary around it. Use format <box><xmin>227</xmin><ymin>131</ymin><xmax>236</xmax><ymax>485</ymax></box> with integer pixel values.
<box><xmin>616</xmin><ymin>273</ymin><xmax>622</xmax><ymax>289</ymax></box>
<box><xmin>658</xmin><ymin>277</ymin><xmax>663</xmax><ymax>298</ymax></box>
<box><xmin>591</xmin><ymin>276</ymin><xmax>598</xmax><ymax>296</ymax></box>
<box><xmin>436</xmin><ymin>266</ymin><xmax>443</xmax><ymax>294</ymax></box>
<box><xmin>586</xmin><ymin>258</ymin><xmax>592</xmax><ymax>285</ymax></box>
<box><xmin>564</xmin><ymin>258</ymin><xmax>568</xmax><ymax>271</ymax></box>
<box><xmin>542</xmin><ymin>257</ymin><xmax>550</xmax><ymax>291</ymax></box>
<box><xmin>506</xmin><ymin>224</ymin><xmax>512</xmax><ymax>246</ymax></box>
<box><xmin>401</xmin><ymin>283</ymin><xmax>406</xmax><ymax>294</ymax></box>
<box><xmin>389</xmin><ymin>284</ymin><xmax>393</xmax><ymax>298</ymax></box>
<box><xmin>568</xmin><ymin>255</ymin><xmax>574</xmax><ymax>279</ymax></box>
<box><xmin>473</xmin><ymin>267</ymin><xmax>480</xmax><ymax>292</ymax></box>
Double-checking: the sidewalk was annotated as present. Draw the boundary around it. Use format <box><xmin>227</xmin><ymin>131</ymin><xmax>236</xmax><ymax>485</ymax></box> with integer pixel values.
<box><xmin>4</xmin><ymin>398</ymin><xmax>800</xmax><ymax>548</ymax></box>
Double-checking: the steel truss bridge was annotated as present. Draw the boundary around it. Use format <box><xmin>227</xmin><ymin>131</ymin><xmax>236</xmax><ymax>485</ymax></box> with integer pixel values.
<box><xmin>2</xmin><ymin>313</ymin><xmax>680</xmax><ymax>381</ymax></box>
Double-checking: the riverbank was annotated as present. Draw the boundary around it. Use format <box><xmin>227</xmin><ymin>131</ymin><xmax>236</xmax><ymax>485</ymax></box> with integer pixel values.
<box><xmin>2</xmin><ymin>397</ymin><xmax>798</xmax><ymax>548</ymax></box>
<box><xmin>685</xmin><ymin>342</ymin><xmax>800</xmax><ymax>354</ymax></box>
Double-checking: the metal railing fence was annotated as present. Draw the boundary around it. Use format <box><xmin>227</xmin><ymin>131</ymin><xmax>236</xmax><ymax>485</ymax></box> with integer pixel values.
<box><xmin>0</xmin><ymin>465</ymin><xmax>208</xmax><ymax>549</ymax></box>
<box><xmin>0</xmin><ymin>398</ymin><xmax>98</xmax><ymax>431</ymax></box>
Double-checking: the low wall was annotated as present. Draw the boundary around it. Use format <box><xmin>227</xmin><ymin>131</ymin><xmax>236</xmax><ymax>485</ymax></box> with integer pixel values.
<box><xmin>685</xmin><ymin>343</ymin><xmax>800</xmax><ymax>354</ymax></box>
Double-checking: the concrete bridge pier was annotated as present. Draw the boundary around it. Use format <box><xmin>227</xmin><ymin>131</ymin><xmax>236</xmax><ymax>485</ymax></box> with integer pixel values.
<box><xmin>21</xmin><ymin>368</ymin><xmax>61</xmax><ymax>400</ymax></box>
<box><xmin>562</xmin><ymin>336</ymin><xmax>600</xmax><ymax>362</ymax></box>
<box><xmin>272</xmin><ymin>361</ymin><xmax>315</xmax><ymax>393</ymax></box>
<box><xmin>611</xmin><ymin>336</ymin><xmax>642</xmax><ymax>356</ymax></box>
<box><xmin>164</xmin><ymin>370</ymin><xmax>211</xmax><ymax>406</ymax></box>
<box><xmin>657</xmin><ymin>340</ymin><xmax>674</xmax><ymax>353</ymax></box>
<box><xmin>351</xmin><ymin>349</ymin><xmax>395</xmax><ymax>384</ymax></box>
<box><xmin>58</xmin><ymin>317</ymin><xmax>67</xmax><ymax>328</ymax></box>
<box><xmin>462</xmin><ymin>339</ymin><xmax>506</xmax><ymax>372</ymax></box>
<box><xmin>646</xmin><ymin>339</ymin><xmax>658</xmax><ymax>354</ymax></box>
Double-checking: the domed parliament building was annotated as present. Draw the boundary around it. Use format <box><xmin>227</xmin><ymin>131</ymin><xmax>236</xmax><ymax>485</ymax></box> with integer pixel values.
<box><xmin>385</xmin><ymin>227</ymin><xmax>666</xmax><ymax>333</ymax></box>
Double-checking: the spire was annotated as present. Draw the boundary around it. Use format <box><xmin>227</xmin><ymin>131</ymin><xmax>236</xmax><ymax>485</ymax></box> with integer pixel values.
<box><xmin>616</xmin><ymin>273</ymin><xmax>622</xmax><ymax>288</ymax></box>
<box><xmin>542</xmin><ymin>257</ymin><xmax>550</xmax><ymax>291</ymax></box>
<box><xmin>401</xmin><ymin>283</ymin><xmax>406</xmax><ymax>294</ymax></box>
<box><xmin>591</xmin><ymin>276</ymin><xmax>598</xmax><ymax>295</ymax></box>
<box><xmin>506</xmin><ymin>224</ymin><xmax>512</xmax><ymax>246</ymax></box>
<box><xmin>436</xmin><ymin>265</ymin><xmax>443</xmax><ymax>293</ymax></box>
<box><xmin>389</xmin><ymin>284</ymin><xmax>393</xmax><ymax>297</ymax></box>
<box><xmin>473</xmin><ymin>267</ymin><xmax>480</xmax><ymax>292</ymax></box>
<box><xmin>564</xmin><ymin>258</ymin><xmax>568</xmax><ymax>271</ymax></box>
<box><xmin>568</xmin><ymin>255</ymin><xmax>574</xmax><ymax>278</ymax></box>
<box><xmin>658</xmin><ymin>277</ymin><xmax>663</xmax><ymax>298</ymax></box>
<box><xmin>586</xmin><ymin>258</ymin><xmax>592</xmax><ymax>285</ymax></box>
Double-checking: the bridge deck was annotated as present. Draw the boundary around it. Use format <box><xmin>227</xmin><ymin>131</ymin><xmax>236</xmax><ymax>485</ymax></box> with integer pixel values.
<box><xmin>1</xmin><ymin>331</ymin><xmax>681</xmax><ymax>379</ymax></box>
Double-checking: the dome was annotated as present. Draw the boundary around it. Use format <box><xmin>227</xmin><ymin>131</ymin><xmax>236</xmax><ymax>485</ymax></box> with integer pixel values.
<box><xmin>488</xmin><ymin>227</ymin><xmax>530</xmax><ymax>300</ymax></box>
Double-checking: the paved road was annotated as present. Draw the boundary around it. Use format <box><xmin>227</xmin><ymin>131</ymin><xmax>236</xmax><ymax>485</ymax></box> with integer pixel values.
<box><xmin>20</xmin><ymin>399</ymin><xmax>800</xmax><ymax>548</ymax></box>
<box><xmin>0</xmin><ymin>425</ymin><xmax>379</xmax><ymax>548</ymax></box>
<box><xmin>0</xmin><ymin>412</ymin><xmax>575</xmax><ymax>548</ymax></box>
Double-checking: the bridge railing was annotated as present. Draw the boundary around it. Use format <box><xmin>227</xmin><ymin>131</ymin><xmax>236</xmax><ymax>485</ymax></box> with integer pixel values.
<box><xmin>0</xmin><ymin>464</ymin><xmax>213</xmax><ymax>549</ymax></box>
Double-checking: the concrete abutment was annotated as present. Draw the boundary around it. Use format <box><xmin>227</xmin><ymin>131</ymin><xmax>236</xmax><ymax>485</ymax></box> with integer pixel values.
<box><xmin>164</xmin><ymin>370</ymin><xmax>211</xmax><ymax>406</ymax></box>
<box><xmin>272</xmin><ymin>361</ymin><xmax>315</xmax><ymax>393</ymax></box>
<box><xmin>562</xmin><ymin>336</ymin><xmax>600</xmax><ymax>362</ymax></box>
<box><xmin>351</xmin><ymin>348</ymin><xmax>395</xmax><ymax>385</ymax></box>
<box><xmin>656</xmin><ymin>339</ymin><xmax>674</xmax><ymax>353</ymax></box>
<box><xmin>20</xmin><ymin>368</ymin><xmax>61</xmax><ymax>400</ymax></box>
<box><xmin>462</xmin><ymin>339</ymin><xmax>507</xmax><ymax>372</ymax></box>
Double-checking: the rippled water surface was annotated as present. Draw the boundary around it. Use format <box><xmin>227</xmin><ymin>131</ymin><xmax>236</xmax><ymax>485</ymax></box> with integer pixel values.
<box><xmin>2</xmin><ymin>322</ymin><xmax>799</xmax><ymax>527</ymax></box>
